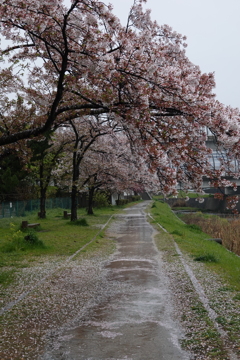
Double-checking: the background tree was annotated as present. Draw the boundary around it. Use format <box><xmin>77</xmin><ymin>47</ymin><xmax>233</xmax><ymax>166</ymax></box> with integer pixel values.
<box><xmin>0</xmin><ymin>152</ymin><xmax>31</xmax><ymax>202</ymax></box>
<box><xmin>59</xmin><ymin>131</ymin><xmax>159</xmax><ymax>214</ymax></box>
<box><xmin>64</xmin><ymin>115</ymin><xmax>119</xmax><ymax>220</ymax></box>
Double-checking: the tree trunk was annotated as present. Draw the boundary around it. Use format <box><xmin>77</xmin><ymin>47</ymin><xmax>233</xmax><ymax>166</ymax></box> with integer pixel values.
<box><xmin>87</xmin><ymin>186</ymin><xmax>95</xmax><ymax>215</ymax></box>
<box><xmin>71</xmin><ymin>151</ymin><xmax>79</xmax><ymax>221</ymax></box>
<box><xmin>39</xmin><ymin>163</ymin><xmax>46</xmax><ymax>218</ymax></box>
<box><xmin>71</xmin><ymin>184</ymin><xmax>78</xmax><ymax>221</ymax></box>
<box><xmin>39</xmin><ymin>189</ymin><xmax>46</xmax><ymax>218</ymax></box>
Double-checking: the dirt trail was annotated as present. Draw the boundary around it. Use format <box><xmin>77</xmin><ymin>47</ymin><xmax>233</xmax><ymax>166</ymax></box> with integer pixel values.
<box><xmin>41</xmin><ymin>202</ymin><xmax>191</xmax><ymax>360</ymax></box>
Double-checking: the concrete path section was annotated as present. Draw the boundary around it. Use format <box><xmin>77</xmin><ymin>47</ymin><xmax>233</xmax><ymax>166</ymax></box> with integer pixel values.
<box><xmin>41</xmin><ymin>202</ymin><xmax>191</xmax><ymax>360</ymax></box>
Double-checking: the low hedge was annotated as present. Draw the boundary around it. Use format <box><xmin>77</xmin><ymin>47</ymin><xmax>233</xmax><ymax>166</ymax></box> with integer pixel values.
<box><xmin>116</xmin><ymin>195</ymin><xmax>141</xmax><ymax>206</ymax></box>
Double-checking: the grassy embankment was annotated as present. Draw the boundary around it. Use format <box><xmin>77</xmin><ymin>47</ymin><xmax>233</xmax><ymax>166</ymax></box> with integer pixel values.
<box><xmin>180</xmin><ymin>212</ymin><xmax>240</xmax><ymax>256</ymax></box>
<box><xmin>149</xmin><ymin>199</ymin><xmax>240</xmax><ymax>291</ymax></box>
<box><xmin>149</xmin><ymin>199</ymin><xmax>240</xmax><ymax>358</ymax></box>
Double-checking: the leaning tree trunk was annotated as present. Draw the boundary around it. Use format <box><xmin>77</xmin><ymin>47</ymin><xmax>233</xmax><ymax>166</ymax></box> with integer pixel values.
<box><xmin>87</xmin><ymin>186</ymin><xmax>95</xmax><ymax>215</ymax></box>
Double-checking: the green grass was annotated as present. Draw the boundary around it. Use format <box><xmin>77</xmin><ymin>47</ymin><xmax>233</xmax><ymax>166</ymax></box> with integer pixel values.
<box><xmin>0</xmin><ymin>203</ymin><xmax>139</xmax><ymax>285</ymax></box>
<box><xmin>172</xmin><ymin>206</ymin><xmax>201</xmax><ymax>211</ymax></box>
<box><xmin>153</xmin><ymin>191</ymin><xmax>212</xmax><ymax>199</ymax></box>
<box><xmin>149</xmin><ymin>200</ymin><xmax>240</xmax><ymax>291</ymax></box>
<box><xmin>0</xmin><ymin>269</ymin><xmax>16</xmax><ymax>286</ymax></box>
<box><xmin>0</xmin><ymin>208</ymin><xmax>114</xmax><ymax>258</ymax></box>
<box><xmin>67</xmin><ymin>218</ymin><xmax>89</xmax><ymax>226</ymax></box>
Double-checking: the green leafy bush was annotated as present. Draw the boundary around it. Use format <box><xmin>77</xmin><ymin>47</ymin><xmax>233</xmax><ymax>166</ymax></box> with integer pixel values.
<box><xmin>24</xmin><ymin>229</ymin><xmax>44</xmax><ymax>247</ymax></box>
<box><xmin>68</xmin><ymin>218</ymin><xmax>89</xmax><ymax>226</ymax></box>
<box><xmin>129</xmin><ymin>195</ymin><xmax>141</xmax><ymax>202</ymax></box>
<box><xmin>194</xmin><ymin>253</ymin><xmax>218</xmax><ymax>263</ymax></box>
<box><xmin>0</xmin><ymin>223</ymin><xmax>45</xmax><ymax>252</ymax></box>
<box><xmin>93</xmin><ymin>192</ymin><xmax>110</xmax><ymax>208</ymax></box>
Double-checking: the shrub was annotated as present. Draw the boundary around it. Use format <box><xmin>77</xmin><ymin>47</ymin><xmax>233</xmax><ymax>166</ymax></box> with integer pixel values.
<box><xmin>93</xmin><ymin>192</ymin><xmax>110</xmax><ymax>208</ymax></box>
<box><xmin>68</xmin><ymin>218</ymin><xmax>89</xmax><ymax>226</ymax></box>
<box><xmin>0</xmin><ymin>223</ymin><xmax>45</xmax><ymax>252</ymax></box>
<box><xmin>129</xmin><ymin>195</ymin><xmax>141</xmax><ymax>202</ymax></box>
<box><xmin>186</xmin><ymin>224</ymin><xmax>202</xmax><ymax>233</ymax></box>
<box><xmin>194</xmin><ymin>253</ymin><xmax>218</xmax><ymax>263</ymax></box>
<box><xmin>24</xmin><ymin>230</ymin><xmax>42</xmax><ymax>245</ymax></box>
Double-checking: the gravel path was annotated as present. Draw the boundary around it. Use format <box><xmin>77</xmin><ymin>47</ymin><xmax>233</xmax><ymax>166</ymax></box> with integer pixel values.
<box><xmin>0</xmin><ymin>202</ymin><xmax>239</xmax><ymax>359</ymax></box>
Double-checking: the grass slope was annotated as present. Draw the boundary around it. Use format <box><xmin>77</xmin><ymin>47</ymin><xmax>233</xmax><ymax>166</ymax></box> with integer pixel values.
<box><xmin>150</xmin><ymin>200</ymin><xmax>240</xmax><ymax>291</ymax></box>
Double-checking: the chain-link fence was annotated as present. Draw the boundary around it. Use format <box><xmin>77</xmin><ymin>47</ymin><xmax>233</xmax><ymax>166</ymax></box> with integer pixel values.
<box><xmin>0</xmin><ymin>197</ymin><xmax>71</xmax><ymax>218</ymax></box>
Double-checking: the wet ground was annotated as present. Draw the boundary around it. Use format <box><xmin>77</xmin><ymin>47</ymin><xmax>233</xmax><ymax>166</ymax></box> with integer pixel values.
<box><xmin>41</xmin><ymin>202</ymin><xmax>190</xmax><ymax>360</ymax></box>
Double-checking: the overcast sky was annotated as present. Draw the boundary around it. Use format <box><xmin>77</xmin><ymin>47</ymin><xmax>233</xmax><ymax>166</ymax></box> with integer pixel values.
<box><xmin>108</xmin><ymin>0</ymin><xmax>240</xmax><ymax>110</ymax></box>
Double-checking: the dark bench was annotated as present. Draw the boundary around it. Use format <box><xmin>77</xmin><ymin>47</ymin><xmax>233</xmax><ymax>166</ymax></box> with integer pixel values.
<box><xmin>21</xmin><ymin>221</ymin><xmax>40</xmax><ymax>229</ymax></box>
<box><xmin>63</xmin><ymin>211</ymin><xmax>71</xmax><ymax>219</ymax></box>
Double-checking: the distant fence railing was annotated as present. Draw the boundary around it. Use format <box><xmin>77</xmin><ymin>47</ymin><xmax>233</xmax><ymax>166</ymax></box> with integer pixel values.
<box><xmin>0</xmin><ymin>197</ymin><xmax>72</xmax><ymax>218</ymax></box>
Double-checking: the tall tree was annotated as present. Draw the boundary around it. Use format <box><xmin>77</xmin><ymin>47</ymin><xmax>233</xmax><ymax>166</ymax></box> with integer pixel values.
<box><xmin>29</xmin><ymin>132</ymin><xmax>68</xmax><ymax>218</ymax></box>
<box><xmin>61</xmin><ymin>115</ymin><xmax>116</xmax><ymax>220</ymax></box>
<box><xmin>0</xmin><ymin>0</ymin><xmax>240</xmax><ymax>201</ymax></box>
<box><xmin>55</xmin><ymin>130</ymin><xmax>159</xmax><ymax>215</ymax></box>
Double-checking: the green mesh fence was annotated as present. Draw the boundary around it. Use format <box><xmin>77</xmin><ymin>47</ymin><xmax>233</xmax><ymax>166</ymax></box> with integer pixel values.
<box><xmin>0</xmin><ymin>197</ymin><xmax>71</xmax><ymax>218</ymax></box>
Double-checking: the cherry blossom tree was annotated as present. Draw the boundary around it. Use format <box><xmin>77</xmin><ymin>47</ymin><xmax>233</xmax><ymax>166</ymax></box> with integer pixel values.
<box><xmin>0</xmin><ymin>0</ymin><xmax>122</xmax><ymax>145</ymax></box>
<box><xmin>55</xmin><ymin>128</ymin><xmax>159</xmax><ymax>215</ymax></box>
<box><xmin>0</xmin><ymin>0</ymin><xmax>240</xmax><ymax>203</ymax></box>
<box><xmin>29</xmin><ymin>131</ymin><xmax>70</xmax><ymax>218</ymax></box>
<box><xmin>54</xmin><ymin>114</ymin><xmax>120</xmax><ymax>220</ymax></box>
<box><xmin>79</xmin><ymin>134</ymin><xmax>159</xmax><ymax>214</ymax></box>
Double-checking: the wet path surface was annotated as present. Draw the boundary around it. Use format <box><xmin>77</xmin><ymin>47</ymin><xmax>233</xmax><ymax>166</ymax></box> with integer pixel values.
<box><xmin>41</xmin><ymin>202</ymin><xmax>190</xmax><ymax>360</ymax></box>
